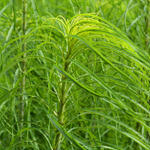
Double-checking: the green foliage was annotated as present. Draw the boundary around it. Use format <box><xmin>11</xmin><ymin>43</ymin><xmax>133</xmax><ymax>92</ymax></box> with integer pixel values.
<box><xmin>0</xmin><ymin>0</ymin><xmax>150</xmax><ymax>150</ymax></box>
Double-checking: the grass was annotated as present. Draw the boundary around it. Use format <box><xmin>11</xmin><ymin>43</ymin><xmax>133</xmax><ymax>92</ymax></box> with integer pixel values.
<box><xmin>0</xmin><ymin>0</ymin><xmax>150</xmax><ymax>150</ymax></box>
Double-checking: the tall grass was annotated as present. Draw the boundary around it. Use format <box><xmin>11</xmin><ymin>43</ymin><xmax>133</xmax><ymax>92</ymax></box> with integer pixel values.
<box><xmin>0</xmin><ymin>0</ymin><xmax>150</xmax><ymax>150</ymax></box>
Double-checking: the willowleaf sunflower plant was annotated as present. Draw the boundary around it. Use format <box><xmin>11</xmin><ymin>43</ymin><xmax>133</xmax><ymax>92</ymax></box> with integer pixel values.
<box><xmin>0</xmin><ymin>1</ymin><xmax>150</xmax><ymax>150</ymax></box>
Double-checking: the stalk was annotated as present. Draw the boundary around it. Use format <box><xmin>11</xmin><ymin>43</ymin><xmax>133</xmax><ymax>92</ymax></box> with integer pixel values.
<box><xmin>54</xmin><ymin>40</ymin><xmax>70</xmax><ymax>150</ymax></box>
<box><xmin>145</xmin><ymin>0</ymin><xmax>150</xmax><ymax>141</ymax></box>
<box><xmin>20</xmin><ymin>0</ymin><xmax>27</xmax><ymax>133</ymax></box>
<box><xmin>54</xmin><ymin>80</ymin><xmax>66</xmax><ymax>150</ymax></box>
<box><xmin>54</xmin><ymin>65</ymin><xmax>69</xmax><ymax>150</ymax></box>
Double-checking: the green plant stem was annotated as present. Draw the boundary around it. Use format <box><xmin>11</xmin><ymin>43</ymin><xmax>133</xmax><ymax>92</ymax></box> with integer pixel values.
<box><xmin>54</xmin><ymin>55</ymin><xmax>70</xmax><ymax>150</ymax></box>
<box><xmin>21</xmin><ymin>0</ymin><xmax>27</xmax><ymax>133</ymax></box>
<box><xmin>54</xmin><ymin>81</ymin><xmax>66</xmax><ymax>150</ymax></box>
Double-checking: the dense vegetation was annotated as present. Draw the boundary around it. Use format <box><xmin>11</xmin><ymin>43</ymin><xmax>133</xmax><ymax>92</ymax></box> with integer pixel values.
<box><xmin>0</xmin><ymin>0</ymin><xmax>150</xmax><ymax>149</ymax></box>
